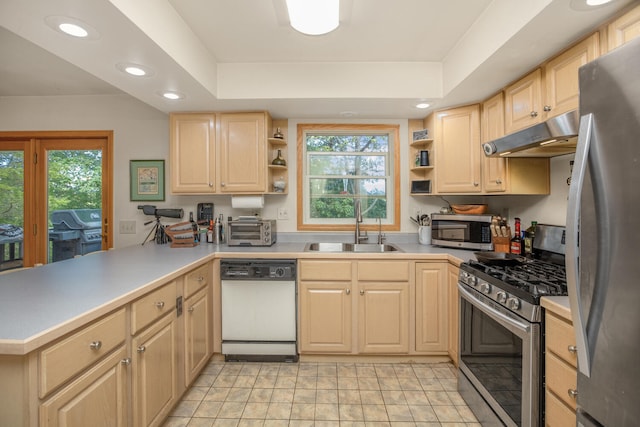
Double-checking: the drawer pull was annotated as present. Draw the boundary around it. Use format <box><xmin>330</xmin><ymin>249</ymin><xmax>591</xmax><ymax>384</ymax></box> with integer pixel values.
<box><xmin>89</xmin><ymin>341</ymin><xmax>102</xmax><ymax>350</ymax></box>
<box><xmin>137</xmin><ymin>345</ymin><xmax>146</xmax><ymax>353</ymax></box>
<box><xmin>197</xmin><ymin>276</ymin><xmax>204</xmax><ymax>282</ymax></box>
<box><xmin>155</xmin><ymin>301</ymin><xmax>165</xmax><ymax>309</ymax></box>
<box><xmin>568</xmin><ymin>345</ymin><xmax>578</xmax><ymax>354</ymax></box>
<box><xmin>345</xmin><ymin>289</ymin><xmax>351</xmax><ymax>295</ymax></box>
<box><xmin>121</xmin><ymin>358</ymin><xmax>131</xmax><ymax>366</ymax></box>
<box><xmin>188</xmin><ymin>307</ymin><xmax>195</xmax><ymax>313</ymax></box>
<box><xmin>568</xmin><ymin>389</ymin><xmax>578</xmax><ymax>399</ymax></box>
<box><xmin>359</xmin><ymin>290</ymin><xmax>365</xmax><ymax>296</ymax></box>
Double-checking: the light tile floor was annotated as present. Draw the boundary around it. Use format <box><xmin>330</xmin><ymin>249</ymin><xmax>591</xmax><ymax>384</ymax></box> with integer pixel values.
<box><xmin>162</xmin><ymin>360</ymin><xmax>480</xmax><ymax>427</ymax></box>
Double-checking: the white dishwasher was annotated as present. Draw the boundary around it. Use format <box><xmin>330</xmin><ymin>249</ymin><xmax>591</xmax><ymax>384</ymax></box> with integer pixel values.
<box><xmin>220</xmin><ymin>259</ymin><xmax>298</xmax><ymax>362</ymax></box>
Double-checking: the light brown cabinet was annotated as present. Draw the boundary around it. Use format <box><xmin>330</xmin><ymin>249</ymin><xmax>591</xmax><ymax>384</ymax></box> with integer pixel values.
<box><xmin>447</xmin><ymin>264</ymin><xmax>459</xmax><ymax>365</ymax></box>
<box><xmin>504</xmin><ymin>69</ymin><xmax>544</xmax><ymax>134</ymax></box>
<box><xmin>170</xmin><ymin>113</ymin><xmax>216</xmax><ymax>193</ymax></box>
<box><xmin>481</xmin><ymin>93</ymin><xmax>507</xmax><ymax>193</ymax></box>
<box><xmin>184</xmin><ymin>286</ymin><xmax>212</xmax><ymax>386</ymax></box>
<box><xmin>607</xmin><ymin>3</ymin><xmax>640</xmax><ymax>51</ymax></box>
<box><xmin>299</xmin><ymin>260</ymin><xmax>410</xmax><ymax>355</ymax></box>
<box><xmin>434</xmin><ymin>104</ymin><xmax>482</xmax><ymax>193</ymax></box>
<box><xmin>544</xmin><ymin>309</ymin><xmax>578</xmax><ymax>426</ymax></box>
<box><xmin>415</xmin><ymin>262</ymin><xmax>448</xmax><ymax>353</ymax></box>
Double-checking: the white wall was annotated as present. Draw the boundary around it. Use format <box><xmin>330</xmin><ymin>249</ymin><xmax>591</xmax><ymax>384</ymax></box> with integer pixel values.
<box><xmin>0</xmin><ymin>94</ymin><xmax>570</xmax><ymax>248</ymax></box>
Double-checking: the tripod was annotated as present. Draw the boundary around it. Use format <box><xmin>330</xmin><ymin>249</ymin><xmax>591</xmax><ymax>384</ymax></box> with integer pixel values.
<box><xmin>142</xmin><ymin>215</ymin><xmax>169</xmax><ymax>245</ymax></box>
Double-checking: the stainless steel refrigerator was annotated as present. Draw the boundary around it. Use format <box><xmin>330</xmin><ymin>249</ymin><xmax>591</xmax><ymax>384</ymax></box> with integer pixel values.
<box><xmin>567</xmin><ymin>37</ymin><xmax>640</xmax><ymax>427</ymax></box>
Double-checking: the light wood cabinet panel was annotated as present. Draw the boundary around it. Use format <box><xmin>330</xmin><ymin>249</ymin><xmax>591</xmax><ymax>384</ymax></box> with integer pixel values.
<box><xmin>184</xmin><ymin>287</ymin><xmax>212</xmax><ymax>386</ymax></box>
<box><xmin>545</xmin><ymin>389</ymin><xmax>576</xmax><ymax>427</ymax></box>
<box><xmin>39</xmin><ymin>308</ymin><xmax>126</xmax><ymax>397</ymax></box>
<box><xmin>546</xmin><ymin>311</ymin><xmax>577</xmax><ymax>368</ymax></box>
<box><xmin>131</xmin><ymin>281</ymin><xmax>177</xmax><ymax>335</ymax></box>
<box><xmin>505</xmin><ymin>69</ymin><xmax>543</xmax><ymax>134</ymax></box>
<box><xmin>546</xmin><ymin>351</ymin><xmax>578</xmax><ymax>410</ymax></box>
<box><xmin>544</xmin><ymin>33</ymin><xmax>599</xmax><ymax>119</ymax></box>
<box><xmin>299</xmin><ymin>260</ymin><xmax>352</xmax><ymax>281</ymax></box>
<box><xmin>447</xmin><ymin>264</ymin><xmax>459</xmax><ymax>365</ymax></box>
<box><xmin>481</xmin><ymin>93</ymin><xmax>507</xmax><ymax>192</ymax></box>
<box><xmin>434</xmin><ymin>104</ymin><xmax>482</xmax><ymax>193</ymax></box>
<box><xmin>219</xmin><ymin>112</ymin><xmax>267</xmax><ymax>193</ymax></box>
<box><xmin>607</xmin><ymin>4</ymin><xmax>640</xmax><ymax>51</ymax></box>
<box><xmin>299</xmin><ymin>281</ymin><xmax>352</xmax><ymax>353</ymax></box>
<box><xmin>132</xmin><ymin>312</ymin><xmax>178</xmax><ymax>427</ymax></box>
<box><xmin>357</xmin><ymin>261</ymin><xmax>409</xmax><ymax>282</ymax></box>
<box><xmin>358</xmin><ymin>282</ymin><xmax>409</xmax><ymax>354</ymax></box>
<box><xmin>169</xmin><ymin>113</ymin><xmax>216</xmax><ymax>193</ymax></box>
<box><xmin>40</xmin><ymin>346</ymin><xmax>128</xmax><ymax>427</ymax></box>
<box><xmin>184</xmin><ymin>263</ymin><xmax>209</xmax><ymax>300</ymax></box>
<box><xmin>415</xmin><ymin>262</ymin><xmax>448</xmax><ymax>353</ymax></box>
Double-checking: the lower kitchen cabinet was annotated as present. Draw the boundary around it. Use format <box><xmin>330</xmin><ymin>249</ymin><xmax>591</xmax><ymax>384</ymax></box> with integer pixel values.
<box><xmin>415</xmin><ymin>262</ymin><xmax>448</xmax><ymax>353</ymax></box>
<box><xmin>184</xmin><ymin>286</ymin><xmax>212</xmax><ymax>385</ymax></box>
<box><xmin>447</xmin><ymin>264</ymin><xmax>460</xmax><ymax>364</ymax></box>
<box><xmin>40</xmin><ymin>346</ymin><xmax>129</xmax><ymax>427</ymax></box>
<box><xmin>358</xmin><ymin>281</ymin><xmax>409</xmax><ymax>353</ymax></box>
<box><xmin>132</xmin><ymin>312</ymin><xmax>179</xmax><ymax>427</ymax></box>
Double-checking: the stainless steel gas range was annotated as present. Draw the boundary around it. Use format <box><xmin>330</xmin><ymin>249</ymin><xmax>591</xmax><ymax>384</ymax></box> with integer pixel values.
<box><xmin>457</xmin><ymin>224</ymin><xmax>568</xmax><ymax>427</ymax></box>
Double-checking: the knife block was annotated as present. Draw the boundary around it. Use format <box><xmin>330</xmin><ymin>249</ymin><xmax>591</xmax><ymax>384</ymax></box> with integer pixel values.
<box><xmin>493</xmin><ymin>234</ymin><xmax>511</xmax><ymax>253</ymax></box>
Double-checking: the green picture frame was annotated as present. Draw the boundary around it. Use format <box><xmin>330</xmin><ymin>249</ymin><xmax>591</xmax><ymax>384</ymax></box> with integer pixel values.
<box><xmin>130</xmin><ymin>160</ymin><xmax>165</xmax><ymax>201</ymax></box>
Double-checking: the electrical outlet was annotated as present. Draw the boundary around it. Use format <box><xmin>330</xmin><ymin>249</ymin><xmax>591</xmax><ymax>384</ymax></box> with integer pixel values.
<box><xmin>119</xmin><ymin>220</ymin><xmax>136</xmax><ymax>234</ymax></box>
<box><xmin>277</xmin><ymin>208</ymin><xmax>289</xmax><ymax>220</ymax></box>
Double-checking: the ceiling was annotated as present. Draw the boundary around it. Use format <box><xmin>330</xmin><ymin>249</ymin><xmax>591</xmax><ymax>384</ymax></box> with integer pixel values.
<box><xmin>0</xmin><ymin>0</ymin><xmax>634</xmax><ymax>119</ymax></box>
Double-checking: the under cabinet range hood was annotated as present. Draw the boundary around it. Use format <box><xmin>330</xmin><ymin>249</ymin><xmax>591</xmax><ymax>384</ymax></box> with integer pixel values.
<box><xmin>483</xmin><ymin>110</ymin><xmax>579</xmax><ymax>157</ymax></box>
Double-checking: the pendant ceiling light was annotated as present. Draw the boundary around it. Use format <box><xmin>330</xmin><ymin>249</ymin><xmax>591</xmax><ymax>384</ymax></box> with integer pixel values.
<box><xmin>286</xmin><ymin>0</ymin><xmax>339</xmax><ymax>35</ymax></box>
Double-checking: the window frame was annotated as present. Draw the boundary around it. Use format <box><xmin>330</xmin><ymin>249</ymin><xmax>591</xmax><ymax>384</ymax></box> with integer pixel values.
<box><xmin>296</xmin><ymin>123</ymin><xmax>400</xmax><ymax>231</ymax></box>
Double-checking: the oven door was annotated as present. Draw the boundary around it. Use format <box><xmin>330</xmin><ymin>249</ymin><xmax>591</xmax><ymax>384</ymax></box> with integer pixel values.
<box><xmin>458</xmin><ymin>283</ymin><xmax>541</xmax><ymax>427</ymax></box>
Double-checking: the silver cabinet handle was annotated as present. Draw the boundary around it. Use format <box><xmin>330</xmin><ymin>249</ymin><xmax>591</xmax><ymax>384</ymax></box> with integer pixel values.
<box><xmin>568</xmin><ymin>345</ymin><xmax>578</xmax><ymax>354</ymax></box>
<box><xmin>530</xmin><ymin>111</ymin><xmax>538</xmax><ymax>118</ymax></box>
<box><xmin>208</xmin><ymin>182</ymin><xmax>213</xmax><ymax>187</ymax></box>
<box><xmin>121</xmin><ymin>358</ymin><xmax>131</xmax><ymax>366</ymax></box>
<box><xmin>544</xmin><ymin>105</ymin><xmax>552</xmax><ymax>112</ymax></box>
<box><xmin>155</xmin><ymin>301</ymin><xmax>165</xmax><ymax>309</ymax></box>
<box><xmin>221</xmin><ymin>182</ymin><xmax>226</xmax><ymax>187</ymax></box>
<box><xmin>137</xmin><ymin>345</ymin><xmax>146</xmax><ymax>353</ymax></box>
<box><xmin>568</xmin><ymin>389</ymin><xmax>578</xmax><ymax>399</ymax></box>
<box><xmin>496</xmin><ymin>179</ymin><xmax>502</xmax><ymax>184</ymax></box>
<box><xmin>359</xmin><ymin>290</ymin><xmax>365</xmax><ymax>296</ymax></box>
<box><xmin>345</xmin><ymin>289</ymin><xmax>350</xmax><ymax>295</ymax></box>
<box><xmin>188</xmin><ymin>307</ymin><xmax>195</xmax><ymax>313</ymax></box>
<box><xmin>197</xmin><ymin>276</ymin><xmax>204</xmax><ymax>282</ymax></box>
<box><xmin>89</xmin><ymin>341</ymin><xmax>102</xmax><ymax>350</ymax></box>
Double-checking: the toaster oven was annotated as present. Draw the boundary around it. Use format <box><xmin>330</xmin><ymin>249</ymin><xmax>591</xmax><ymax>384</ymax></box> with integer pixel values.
<box><xmin>227</xmin><ymin>219</ymin><xmax>277</xmax><ymax>247</ymax></box>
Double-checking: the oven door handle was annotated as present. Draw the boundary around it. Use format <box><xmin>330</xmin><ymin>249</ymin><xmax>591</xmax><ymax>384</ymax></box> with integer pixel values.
<box><xmin>458</xmin><ymin>283</ymin><xmax>530</xmax><ymax>334</ymax></box>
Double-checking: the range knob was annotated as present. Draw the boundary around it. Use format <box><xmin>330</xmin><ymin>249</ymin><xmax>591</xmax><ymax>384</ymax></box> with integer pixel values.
<box><xmin>479</xmin><ymin>282</ymin><xmax>491</xmax><ymax>294</ymax></box>
<box><xmin>507</xmin><ymin>297</ymin><xmax>521</xmax><ymax>310</ymax></box>
<box><xmin>497</xmin><ymin>291</ymin><xmax>508</xmax><ymax>303</ymax></box>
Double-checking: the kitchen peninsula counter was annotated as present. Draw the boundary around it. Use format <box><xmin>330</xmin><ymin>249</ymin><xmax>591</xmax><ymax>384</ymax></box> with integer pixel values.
<box><xmin>0</xmin><ymin>241</ymin><xmax>472</xmax><ymax>355</ymax></box>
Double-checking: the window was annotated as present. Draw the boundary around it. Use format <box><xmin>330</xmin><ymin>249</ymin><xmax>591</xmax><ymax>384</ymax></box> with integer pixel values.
<box><xmin>297</xmin><ymin>124</ymin><xmax>400</xmax><ymax>231</ymax></box>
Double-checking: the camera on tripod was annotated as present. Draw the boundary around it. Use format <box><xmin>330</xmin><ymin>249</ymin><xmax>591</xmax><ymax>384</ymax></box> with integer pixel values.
<box><xmin>137</xmin><ymin>205</ymin><xmax>184</xmax><ymax>219</ymax></box>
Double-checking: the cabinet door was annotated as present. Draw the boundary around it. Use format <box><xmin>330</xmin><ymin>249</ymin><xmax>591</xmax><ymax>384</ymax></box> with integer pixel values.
<box><xmin>505</xmin><ymin>69</ymin><xmax>542</xmax><ymax>134</ymax></box>
<box><xmin>132</xmin><ymin>313</ymin><xmax>178</xmax><ymax>427</ymax></box>
<box><xmin>40</xmin><ymin>346</ymin><xmax>129</xmax><ymax>427</ymax></box>
<box><xmin>415</xmin><ymin>263</ymin><xmax>448</xmax><ymax>353</ymax></box>
<box><xmin>299</xmin><ymin>281</ymin><xmax>352</xmax><ymax>353</ymax></box>
<box><xmin>447</xmin><ymin>265</ymin><xmax>459</xmax><ymax>364</ymax></box>
<box><xmin>544</xmin><ymin>33</ymin><xmax>599</xmax><ymax>119</ymax></box>
<box><xmin>219</xmin><ymin>112</ymin><xmax>266</xmax><ymax>193</ymax></box>
<box><xmin>607</xmin><ymin>4</ymin><xmax>640</xmax><ymax>51</ymax></box>
<box><xmin>481</xmin><ymin>93</ymin><xmax>507</xmax><ymax>192</ymax></box>
<box><xmin>434</xmin><ymin>104</ymin><xmax>482</xmax><ymax>193</ymax></box>
<box><xmin>184</xmin><ymin>287</ymin><xmax>212</xmax><ymax>386</ymax></box>
<box><xmin>358</xmin><ymin>282</ymin><xmax>409</xmax><ymax>354</ymax></box>
<box><xmin>169</xmin><ymin>113</ymin><xmax>216</xmax><ymax>193</ymax></box>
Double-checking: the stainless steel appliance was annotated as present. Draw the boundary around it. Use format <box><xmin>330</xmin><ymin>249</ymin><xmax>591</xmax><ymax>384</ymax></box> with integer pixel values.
<box><xmin>431</xmin><ymin>213</ymin><xmax>493</xmax><ymax>250</ymax></box>
<box><xmin>227</xmin><ymin>217</ymin><xmax>277</xmax><ymax>247</ymax></box>
<box><xmin>458</xmin><ymin>224</ymin><xmax>568</xmax><ymax>426</ymax></box>
<box><xmin>49</xmin><ymin>209</ymin><xmax>103</xmax><ymax>261</ymax></box>
<box><xmin>567</xmin><ymin>37</ymin><xmax>640</xmax><ymax>427</ymax></box>
<box><xmin>220</xmin><ymin>259</ymin><xmax>297</xmax><ymax>362</ymax></box>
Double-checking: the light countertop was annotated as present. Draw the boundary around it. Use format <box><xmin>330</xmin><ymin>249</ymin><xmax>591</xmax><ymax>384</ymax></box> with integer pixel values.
<box><xmin>541</xmin><ymin>296</ymin><xmax>572</xmax><ymax>322</ymax></box>
<box><xmin>0</xmin><ymin>240</ymin><xmax>475</xmax><ymax>355</ymax></box>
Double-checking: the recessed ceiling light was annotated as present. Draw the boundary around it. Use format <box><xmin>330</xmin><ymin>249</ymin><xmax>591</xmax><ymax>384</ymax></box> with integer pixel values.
<box><xmin>416</xmin><ymin>103</ymin><xmax>431</xmax><ymax>109</ymax></box>
<box><xmin>116</xmin><ymin>62</ymin><xmax>154</xmax><ymax>77</ymax></box>
<box><xmin>45</xmin><ymin>16</ymin><xmax>100</xmax><ymax>40</ymax></box>
<box><xmin>339</xmin><ymin>111</ymin><xmax>358</xmax><ymax>117</ymax></box>
<box><xmin>286</xmin><ymin>0</ymin><xmax>340</xmax><ymax>35</ymax></box>
<box><xmin>569</xmin><ymin>0</ymin><xmax>616</xmax><ymax>10</ymax></box>
<box><xmin>161</xmin><ymin>91</ymin><xmax>185</xmax><ymax>100</ymax></box>
<box><xmin>586</xmin><ymin>0</ymin><xmax>613</xmax><ymax>5</ymax></box>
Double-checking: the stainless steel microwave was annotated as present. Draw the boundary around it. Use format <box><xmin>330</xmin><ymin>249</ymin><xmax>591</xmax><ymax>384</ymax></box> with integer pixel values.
<box><xmin>430</xmin><ymin>213</ymin><xmax>493</xmax><ymax>250</ymax></box>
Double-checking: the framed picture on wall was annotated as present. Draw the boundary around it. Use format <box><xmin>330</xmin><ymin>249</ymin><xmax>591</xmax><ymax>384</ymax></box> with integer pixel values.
<box><xmin>130</xmin><ymin>160</ymin><xmax>165</xmax><ymax>201</ymax></box>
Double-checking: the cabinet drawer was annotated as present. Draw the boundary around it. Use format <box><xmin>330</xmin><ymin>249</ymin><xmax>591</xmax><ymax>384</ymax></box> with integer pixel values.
<box><xmin>131</xmin><ymin>281</ymin><xmax>177</xmax><ymax>335</ymax></box>
<box><xmin>299</xmin><ymin>260</ymin><xmax>352</xmax><ymax>281</ymax></box>
<box><xmin>358</xmin><ymin>261</ymin><xmax>409</xmax><ymax>282</ymax></box>
<box><xmin>184</xmin><ymin>264</ymin><xmax>209</xmax><ymax>299</ymax></box>
<box><xmin>546</xmin><ymin>312</ymin><xmax>577</xmax><ymax>367</ymax></box>
<box><xmin>545</xmin><ymin>389</ymin><xmax>576</xmax><ymax>427</ymax></box>
<box><xmin>39</xmin><ymin>308</ymin><xmax>126</xmax><ymax>397</ymax></box>
<box><xmin>545</xmin><ymin>351</ymin><xmax>577</xmax><ymax>410</ymax></box>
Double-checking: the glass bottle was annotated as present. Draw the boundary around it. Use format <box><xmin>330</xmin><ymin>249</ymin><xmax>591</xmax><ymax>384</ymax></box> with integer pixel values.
<box><xmin>523</xmin><ymin>221</ymin><xmax>537</xmax><ymax>255</ymax></box>
<box><xmin>272</xmin><ymin>149</ymin><xmax>286</xmax><ymax>166</ymax></box>
<box><xmin>510</xmin><ymin>217</ymin><xmax>523</xmax><ymax>255</ymax></box>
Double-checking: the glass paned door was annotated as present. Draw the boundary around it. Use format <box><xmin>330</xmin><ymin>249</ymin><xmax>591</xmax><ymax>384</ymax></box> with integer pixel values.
<box><xmin>46</xmin><ymin>148</ymin><xmax>104</xmax><ymax>263</ymax></box>
<box><xmin>0</xmin><ymin>150</ymin><xmax>25</xmax><ymax>271</ymax></box>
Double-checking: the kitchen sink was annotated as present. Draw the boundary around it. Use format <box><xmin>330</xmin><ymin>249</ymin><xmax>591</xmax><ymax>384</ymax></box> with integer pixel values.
<box><xmin>304</xmin><ymin>242</ymin><xmax>403</xmax><ymax>253</ymax></box>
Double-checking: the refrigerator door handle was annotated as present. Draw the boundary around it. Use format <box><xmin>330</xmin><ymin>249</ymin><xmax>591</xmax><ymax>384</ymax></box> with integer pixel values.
<box><xmin>567</xmin><ymin>113</ymin><xmax>593</xmax><ymax>377</ymax></box>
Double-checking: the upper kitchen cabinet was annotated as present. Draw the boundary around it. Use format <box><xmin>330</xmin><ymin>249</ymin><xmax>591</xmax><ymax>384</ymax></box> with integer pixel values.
<box><xmin>219</xmin><ymin>112</ymin><xmax>267</xmax><ymax>193</ymax></box>
<box><xmin>408</xmin><ymin>117</ymin><xmax>435</xmax><ymax>195</ymax></box>
<box><xmin>434</xmin><ymin>104</ymin><xmax>482</xmax><ymax>193</ymax></box>
<box><xmin>170</xmin><ymin>113</ymin><xmax>216</xmax><ymax>193</ymax></box>
<box><xmin>504</xmin><ymin>69</ymin><xmax>543</xmax><ymax>134</ymax></box>
<box><xmin>607</xmin><ymin>3</ymin><xmax>640</xmax><ymax>51</ymax></box>
<box><xmin>267</xmin><ymin>119</ymin><xmax>289</xmax><ymax>194</ymax></box>
<box><xmin>481</xmin><ymin>93</ymin><xmax>507</xmax><ymax>193</ymax></box>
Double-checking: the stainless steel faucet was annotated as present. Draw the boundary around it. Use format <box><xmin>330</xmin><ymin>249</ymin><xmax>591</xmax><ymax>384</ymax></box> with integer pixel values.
<box><xmin>377</xmin><ymin>217</ymin><xmax>386</xmax><ymax>244</ymax></box>
<box><xmin>354</xmin><ymin>199</ymin><xmax>368</xmax><ymax>244</ymax></box>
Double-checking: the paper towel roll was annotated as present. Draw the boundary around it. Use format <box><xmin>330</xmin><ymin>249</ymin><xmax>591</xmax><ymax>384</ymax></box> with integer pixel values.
<box><xmin>231</xmin><ymin>195</ymin><xmax>264</xmax><ymax>209</ymax></box>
